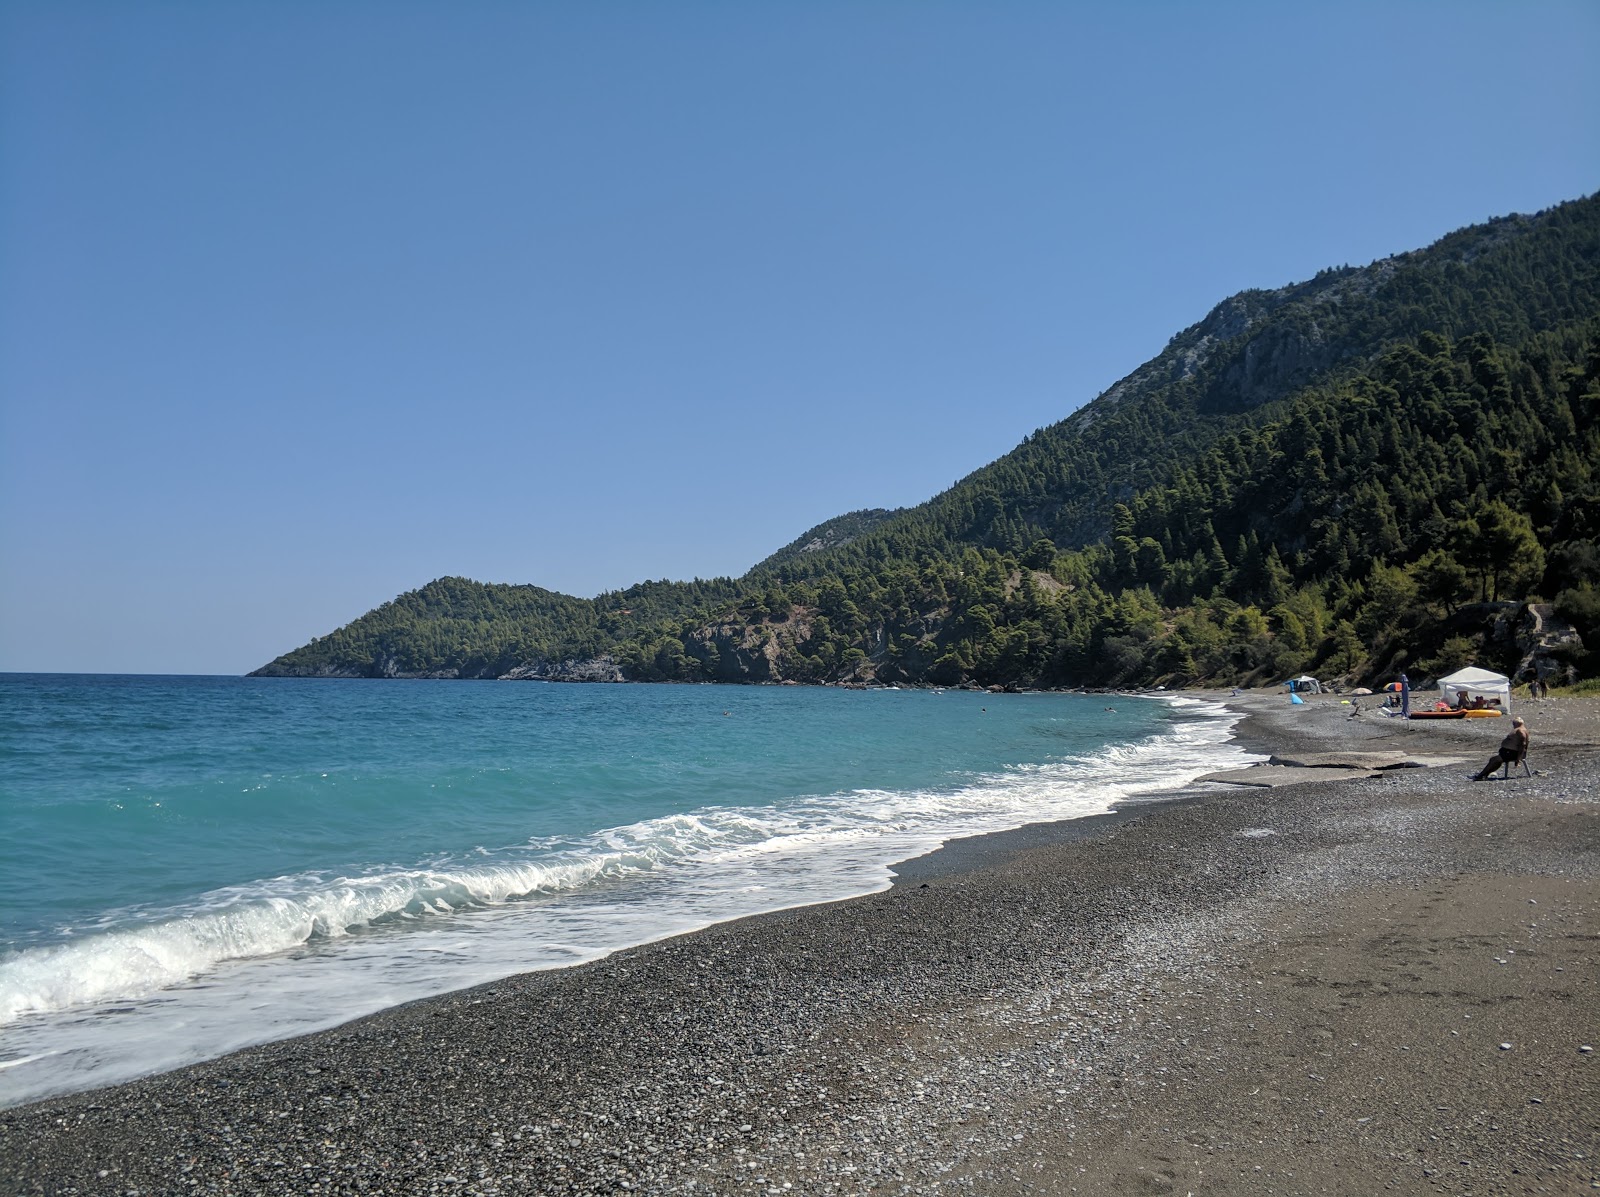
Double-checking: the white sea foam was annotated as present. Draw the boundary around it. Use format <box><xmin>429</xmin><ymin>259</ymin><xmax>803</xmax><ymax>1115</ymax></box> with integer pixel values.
<box><xmin>0</xmin><ymin>696</ymin><xmax>1255</xmax><ymax>1106</ymax></box>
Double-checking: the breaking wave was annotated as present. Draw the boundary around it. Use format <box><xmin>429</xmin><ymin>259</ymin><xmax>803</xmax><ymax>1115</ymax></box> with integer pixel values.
<box><xmin>0</xmin><ymin>696</ymin><xmax>1246</xmax><ymax>1027</ymax></box>
<box><xmin>0</xmin><ymin>694</ymin><xmax>1252</xmax><ymax>1105</ymax></box>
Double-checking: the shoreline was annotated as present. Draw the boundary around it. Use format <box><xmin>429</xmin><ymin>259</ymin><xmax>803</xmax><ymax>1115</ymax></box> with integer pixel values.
<box><xmin>0</xmin><ymin>690</ymin><xmax>1239</xmax><ymax>1112</ymax></box>
<box><xmin>4</xmin><ymin>691</ymin><xmax>1597</xmax><ymax>1194</ymax></box>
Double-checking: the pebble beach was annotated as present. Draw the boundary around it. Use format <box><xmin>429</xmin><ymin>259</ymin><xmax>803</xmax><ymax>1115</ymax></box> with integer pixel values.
<box><xmin>4</xmin><ymin>691</ymin><xmax>1596</xmax><ymax>1196</ymax></box>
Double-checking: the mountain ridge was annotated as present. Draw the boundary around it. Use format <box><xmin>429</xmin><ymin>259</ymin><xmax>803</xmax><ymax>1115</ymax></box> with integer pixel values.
<box><xmin>253</xmin><ymin>193</ymin><xmax>1600</xmax><ymax>688</ymax></box>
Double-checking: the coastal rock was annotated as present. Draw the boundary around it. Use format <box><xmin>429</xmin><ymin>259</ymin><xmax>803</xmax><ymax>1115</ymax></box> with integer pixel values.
<box><xmin>499</xmin><ymin>656</ymin><xmax>626</xmax><ymax>683</ymax></box>
<box><xmin>375</xmin><ymin>653</ymin><xmax>464</xmax><ymax>679</ymax></box>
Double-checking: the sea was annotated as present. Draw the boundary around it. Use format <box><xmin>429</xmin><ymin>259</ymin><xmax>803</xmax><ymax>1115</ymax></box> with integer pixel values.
<box><xmin>0</xmin><ymin>674</ymin><xmax>1254</xmax><ymax>1108</ymax></box>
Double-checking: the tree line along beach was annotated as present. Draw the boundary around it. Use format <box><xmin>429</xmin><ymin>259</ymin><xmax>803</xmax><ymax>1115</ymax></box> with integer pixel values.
<box><xmin>3</xmin><ymin>688</ymin><xmax>1595</xmax><ymax>1195</ymax></box>
<box><xmin>247</xmin><ymin>196</ymin><xmax>1600</xmax><ymax>701</ymax></box>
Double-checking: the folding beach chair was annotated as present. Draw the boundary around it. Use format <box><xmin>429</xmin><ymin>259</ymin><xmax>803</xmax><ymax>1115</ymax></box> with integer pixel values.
<box><xmin>1501</xmin><ymin>754</ymin><xmax>1533</xmax><ymax>779</ymax></box>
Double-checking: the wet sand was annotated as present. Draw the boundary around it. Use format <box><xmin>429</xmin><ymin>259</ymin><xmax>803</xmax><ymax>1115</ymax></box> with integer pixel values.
<box><xmin>3</xmin><ymin>692</ymin><xmax>1597</xmax><ymax>1195</ymax></box>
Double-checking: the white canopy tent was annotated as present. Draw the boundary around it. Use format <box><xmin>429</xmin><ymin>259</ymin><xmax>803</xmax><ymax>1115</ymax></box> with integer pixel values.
<box><xmin>1282</xmin><ymin>675</ymin><xmax>1323</xmax><ymax>693</ymax></box>
<box><xmin>1436</xmin><ymin>666</ymin><xmax>1512</xmax><ymax>711</ymax></box>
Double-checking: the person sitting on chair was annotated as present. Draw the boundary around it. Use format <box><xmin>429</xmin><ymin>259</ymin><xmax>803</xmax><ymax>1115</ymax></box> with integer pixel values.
<box><xmin>1473</xmin><ymin>717</ymin><xmax>1530</xmax><ymax>781</ymax></box>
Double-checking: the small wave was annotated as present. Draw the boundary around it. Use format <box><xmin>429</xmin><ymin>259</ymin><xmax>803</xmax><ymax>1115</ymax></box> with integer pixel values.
<box><xmin>0</xmin><ymin>700</ymin><xmax>1252</xmax><ymax>1029</ymax></box>
<box><xmin>0</xmin><ymin>851</ymin><xmax>654</xmax><ymax>1024</ymax></box>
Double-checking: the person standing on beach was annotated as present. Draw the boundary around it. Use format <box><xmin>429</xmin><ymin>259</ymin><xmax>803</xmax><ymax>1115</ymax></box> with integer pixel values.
<box><xmin>1473</xmin><ymin>716</ymin><xmax>1530</xmax><ymax>780</ymax></box>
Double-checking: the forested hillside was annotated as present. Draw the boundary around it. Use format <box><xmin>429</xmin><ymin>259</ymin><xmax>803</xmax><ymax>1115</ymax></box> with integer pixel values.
<box><xmin>253</xmin><ymin>575</ymin><xmax>743</xmax><ymax>678</ymax></box>
<box><xmin>254</xmin><ymin>194</ymin><xmax>1600</xmax><ymax>688</ymax></box>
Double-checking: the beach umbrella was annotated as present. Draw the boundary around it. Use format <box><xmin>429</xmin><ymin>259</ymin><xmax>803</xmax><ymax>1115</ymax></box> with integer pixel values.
<box><xmin>1351</xmin><ymin>687</ymin><xmax>1373</xmax><ymax>696</ymax></box>
<box><xmin>1382</xmin><ymin>682</ymin><xmax>1404</xmax><ymax>692</ymax></box>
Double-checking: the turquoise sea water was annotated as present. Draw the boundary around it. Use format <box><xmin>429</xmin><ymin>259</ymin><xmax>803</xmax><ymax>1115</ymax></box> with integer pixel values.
<box><xmin>0</xmin><ymin>674</ymin><xmax>1250</xmax><ymax>1106</ymax></box>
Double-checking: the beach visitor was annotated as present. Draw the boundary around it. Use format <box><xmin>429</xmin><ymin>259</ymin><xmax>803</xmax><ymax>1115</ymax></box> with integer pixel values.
<box><xmin>1472</xmin><ymin>716</ymin><xmax>1530</xmax><ymax>781</ymax></box>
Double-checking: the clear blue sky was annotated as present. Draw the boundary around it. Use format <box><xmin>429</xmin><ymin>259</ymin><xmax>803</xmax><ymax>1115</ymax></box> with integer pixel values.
<box><xmin>2</xmin><ymin>2</ymin><xmax>1596</xmax><ymax>674</ymax></box>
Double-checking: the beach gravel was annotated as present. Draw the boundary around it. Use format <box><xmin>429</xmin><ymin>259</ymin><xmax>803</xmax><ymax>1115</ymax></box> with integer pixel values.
<box><xmin>3</xmin><ymin>693</ymin><xmax>1597</xmax><ymax>1195</ymax></box>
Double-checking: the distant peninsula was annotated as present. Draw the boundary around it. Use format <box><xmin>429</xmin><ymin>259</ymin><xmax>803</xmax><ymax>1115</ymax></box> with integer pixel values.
<box><xmin>253</xmin><ymin>195</ymin><xmax>1600</xmax><ymax>693</ymax></box>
